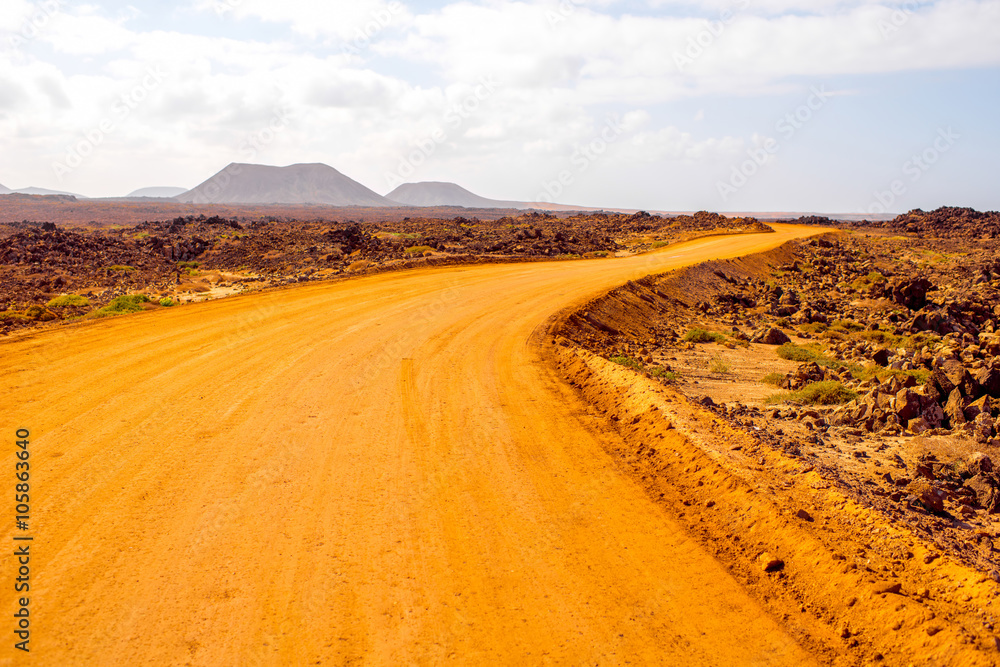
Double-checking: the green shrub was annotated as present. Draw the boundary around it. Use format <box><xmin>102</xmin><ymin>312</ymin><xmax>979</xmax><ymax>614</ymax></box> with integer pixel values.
<box><xmin>177</xmin><ymin>261</ymin><xmax>200</xmax><ymax>269</ymax></box>
<box><xmin>106</xmin><ymin>265</ymin><xmax>135</xmax><ymax>272</ymax></box>
<box><xmin>23</xmin><ymin>305</ymin><xmax>57</xmax><ymax>321</ymax></box>
<box><xmin>648</xmin><ymin>367</ymin><xmax>679</xmax><ymax>381</ymax></box>
<box><xmin>404</xmin><ymin>245</ymin><xmax>433</xmax><ymax>255</ymax></box>
<box><xmin>159</xmin><ymin>298</ymin><xmax>175</xmax><ymax>307</ymax></box>
<box><xmin>684</xmin><ymin>328</ymin><xmax>726</xmax><ymax>344</ymax></box>
<box><xmin>761</xmin><ymin>372</ymin><xmax>785</xmax><ymax>386</ymax></box>
<box><xmin>855</xmin><ymin>367</ymin><xmax>931</xmax><ymax>385</ymax></box>
<box><xmin>799</xmin><ymin>322</ymin><xmax>828</xmax><ymax>334</ymax></box>
<box><xmin>99</xmin><ymin>294</ymin><xmax>150</xmax><ymax>315</ymax></box>
<box><xmin>651</xmin><ymin>240</ymin><xmax>670</xmax><ymax>249</ymax></box>
<box><xmin>708</xmin><ymin>354</ymin><xmax>731</xmax><ymax>374</ymax></box>
<box><xmin>850</xmin><ymin>271</ymin><xmax>886</xmax><ymax>290</ymax></box>
<box><xmin>830</xmin><ymin>319</ymin><xmax>864</xmax><ymax>333</ymax></box>
<box><xmin>766</xmin><ymin>381</ymin><xmax>857</xmax><ymax>406</ymax></box>
<box><xmin>850</xmin><ymin>329</ymin><xmax>939</xmax><ymax>351</ymax></box>
<box><xmin>609</xmin><ymin>355</ymin><xmax>644</xmax><ymax>371</ymax></box>
<box><xmin>47</xmin><ymin>294</ymin><xmax>90</xmax><ymax>308</ymax></box>
<box><xmin>0</xmin><ymin>311</ymin><xmax>31</xmax><ymax>323</ymax></box>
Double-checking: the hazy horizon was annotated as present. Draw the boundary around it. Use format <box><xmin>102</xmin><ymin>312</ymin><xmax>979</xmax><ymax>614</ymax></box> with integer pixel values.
<box><xmin>1</xmin><ymin>1</ymin><xmax>998</xmax><ymax>214</ymax></box>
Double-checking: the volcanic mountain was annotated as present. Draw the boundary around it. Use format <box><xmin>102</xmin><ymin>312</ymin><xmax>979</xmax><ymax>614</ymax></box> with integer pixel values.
<box><xmin>176</xmin><ymin>163</ymin><xmax>393</xmax><ymax>206</ymax></box>
<box><xmin>386</xmin><ymin>182</ymin><xmax>525</xmax><ymax>209</ymax></box>
<box><xmin>0</xmin><ymin>183</ymin><xmax>10</xmax><ymax>195</ymax></box>
<box><xmin>127</xmin><ymin>186</ymin><xmax>188</xmax><ymax>198</ymax></box>
<box><xmin>8</xmin><ymin>186</ymin><xmax>85</xmax><ymax>197</ymax></box>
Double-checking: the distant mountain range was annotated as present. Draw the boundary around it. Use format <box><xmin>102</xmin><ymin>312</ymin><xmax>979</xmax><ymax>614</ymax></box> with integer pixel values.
<box><xmin>0</xmin><ymin>185</ymin><xmax>85</xmax><ymax>197</ymax></box>
<box><xmin>127</xmin><ymin>186</ymin><xmax>188</xmax><ymax>198</ymax></box>
<box><xmin>175</xmin><ymin>163</ymin><xmax>391</xmax><ymax>207</ymax></box>
<box><xmin>386</xmin><ymin>182</ymin><xmax>524</xmax><ymax>209</ymax></box>
<box><xmin>0</xmin><ymin>164</ymin><xmax>902</xmax><ymax>219</ymax></box>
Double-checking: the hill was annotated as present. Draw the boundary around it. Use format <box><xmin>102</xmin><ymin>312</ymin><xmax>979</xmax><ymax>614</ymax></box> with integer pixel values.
<box><xmin>127</xmin><ymin>186</ymin><xmax>188</xmax><ymax>198</ymax></box>
<box><xmin>0</xmin><ymin>183</ymin><xmax>9</xmax><ymax>195</ymax></box>
<box><xmin>13</xmin><ymin>186</ymin><xmax>85</xmax><ymax>197</ymax></box>
<box><xmin>176</xmin><ymin>163</ymin><xmax>394</xmax><ymax>207</ymax></box>
<box><xmin>386</xmin><ymin>182</ymin><xmax>524</xmax><ymax>209</ymax></box>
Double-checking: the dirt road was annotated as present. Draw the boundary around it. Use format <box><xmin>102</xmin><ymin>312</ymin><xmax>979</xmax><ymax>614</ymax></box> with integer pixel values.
<box><xmin>1</xmin><ymin>225</ymin><xmax>823</xmax><ymax>665</ymax></box>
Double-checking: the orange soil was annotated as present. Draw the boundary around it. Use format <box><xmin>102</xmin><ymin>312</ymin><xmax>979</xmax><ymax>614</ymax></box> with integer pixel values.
<box><xmin>1</xmin><ymin>226</ymin><xmax>858</xmax><ymax>665</ymax></box>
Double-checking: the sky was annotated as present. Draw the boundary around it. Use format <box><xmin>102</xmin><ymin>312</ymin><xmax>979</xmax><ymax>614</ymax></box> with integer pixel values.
<box><xmin>0</xmin><ymin>0</ymin><xmax>998</xmax><ymax>213</ymax></box>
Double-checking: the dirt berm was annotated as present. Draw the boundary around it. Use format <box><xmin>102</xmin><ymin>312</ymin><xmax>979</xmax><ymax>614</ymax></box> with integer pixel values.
<box><xmin>546</xmin><ymin>240</ymin><xmax>1000</xmax><ymax>666</ymax></box>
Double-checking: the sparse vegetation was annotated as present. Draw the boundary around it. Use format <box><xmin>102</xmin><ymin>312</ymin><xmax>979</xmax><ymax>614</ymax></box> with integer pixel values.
<box><xmin>683</xmin><ymin>328</ymin><xmax>726</xmax><ymax>344</ymax></box>
<box><xmin>761</xmin><ymin>372</ymin><xmax>785</xmax><ymax>386</ymax></box>
<box><xmin>799</xmin><ymin>322</ymin><xmax>828</xmax><ymax>334</ymax></box>
<box><xmin>829</xmin><ymin>319</ymin><xmax>864</xmax><ymax>333</ymax></box>
<box><xmin>849</xmin><ymin>329</ymin><xmax>940</xmax><ymax>350</ymax></box>
<box><xmin>47</xmin><ymin>294</ymin><xmax>90</xmax><ymax>308</ymax></box>
<box><xmin>106</xmin><ymin>265</ymin><xmax>135</xmax><ymax>272</ymax></box>
<box><xmin>765</xmin><ymin>381</ymin><xmax>857</xmax><ymax>406</ymax></box>
<box><xmin>708</xmin><ymin>354</ymin><xmax>731</xmax><ymax>374</ymax></box>
<box><xmin>609</xmin><ymin>355</ymin><xmax>644</xmax><ymax>371</ymax></box>
<box><xmin>159</xmin><ymin>298</ymin><xmax>175</xmax><ymax>307</ymax></box>
<box><xmin>95</xmin><ymin>294</ymin><xmax>150</xmax><ymax>316</ymax></box>
<box><xmin>404</xmin><ymin>245</ymin><xmax>434</xmax><ymax>255</ymax></box>
<box><xmin>23</xmin><ymin>305</ymin><xmax>57</xmax><ymax>321</ymax></box>
<box><xmin>0</xmin><ymin>311</ymin><xmax>31</xmax><ymax>323</ymax></box>
<box><xmin>850</xmin><ymin>271</ymin><xmax>886</xmax><ymax>290</ymax></box>
<box><xmin>855</xmin><ymin>366</ymin><xmax>932</xmax><ymax>385</ymax></box>
<box><xmin>648</xmin><ymin>367</ymin><xmax>679</xmax><ymax>381</ymax></box>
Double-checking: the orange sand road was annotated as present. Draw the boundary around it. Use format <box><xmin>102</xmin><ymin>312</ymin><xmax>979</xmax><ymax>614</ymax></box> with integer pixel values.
<box><xmin>1</xmin><ymin>225</ymin><xmax>823</xmax><ymax>665</ymax></box>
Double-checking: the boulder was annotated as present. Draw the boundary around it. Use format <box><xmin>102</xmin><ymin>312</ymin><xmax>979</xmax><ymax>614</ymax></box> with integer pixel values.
<box><xmin>944</xmin><ymin>389</ymin><xmax>967</xmax><ymax>427</ymax></box>
<box><xmin>967</xmin><ymin>474</ymin><xmax>1000</xmax><ymax>513</ymax></box>
<box><xmin>908</xmin><ymin>480</ymin><xmax>947</xmax><ymax>513</ymax></box>
<box><xmin>975</xmin><ymin>364</ymin><xmax>1000</xmax><ymax>399</ymax></box>
<box><xmin>753</xmin><ymin>327</ymin><xmax>791</xmax><ymax>345</ymax></box>
<box><xmin>921</xmin><ymin>401</ymin><xmax>946</xmax><ymax>429</ymax></box>
<box><xmin>933</xmin><ymin>358</ymin><xmax>971</xmax><ymax>397</ymax></box>
<box><xmin>895</xmin><ymin>388</ymin><xmax>923</xmax><ymax>422</ymax></box>
<box><xmin>872</xmin><ymin>348</ymin><xmax>891</xmax><ymax>366</ymax></box>
<box><xmin>966</xmin><ymin>452</ymin><xmax>994</xmax><ymax>477</ymax></box>
<box><xmin>970</xmin><ymin>412</ymin><xmax>995</xmax><ymax>444</ymax></box>
<box><xmin>892</xmin><ymin>277</ymin><xmax>933</xmax><ymax>310</ymax></box>
<box><xmin>965</xmin><ymin>395</ymin><xmax>994</xmax><ymax>423</ymax></box>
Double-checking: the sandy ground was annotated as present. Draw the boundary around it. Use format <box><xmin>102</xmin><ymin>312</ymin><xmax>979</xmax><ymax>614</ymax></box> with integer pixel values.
<box><xmin>0</xmin><ymin>227</ymin><xmax>825</xmax><ymax>665</ymax></box>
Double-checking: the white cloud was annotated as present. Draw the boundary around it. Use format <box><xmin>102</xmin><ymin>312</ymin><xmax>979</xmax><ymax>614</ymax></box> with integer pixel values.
<box><xmin>0</xmin><ymin>0</ymin><xmax>996</xmax><ymax>210</ymax></box>
<box><xmin>195</xmin><ymin>0</ymin><xmax>413</xmax><ymax>41</ymax></box>
<box><xmin>378</xmin><ymin>0</ymin><xmax>1000</xmax><ymax>102</ymax></box>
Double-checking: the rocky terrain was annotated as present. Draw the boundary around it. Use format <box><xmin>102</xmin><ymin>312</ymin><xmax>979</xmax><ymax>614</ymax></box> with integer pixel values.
<box><xmin>0</xmin><ymin>209</ymin><xmax>768</xmax><ymax>333</ymax></box>
<box><xmin>868</xmin><ymin>207</ymin><xmax>1000</xmax><ymax>240</ymax></box>
<box><xmin>555</xmin><ymin>208</ymin><xmax>1000</xmax><ymax>576</ymax></box>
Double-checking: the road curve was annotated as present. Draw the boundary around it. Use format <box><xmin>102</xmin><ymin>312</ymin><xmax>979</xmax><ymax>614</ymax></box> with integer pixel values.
<box><xmin>2</xmin><ymin>225</ymin><xmax>822</xmax><ymax>665</ymax></box>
